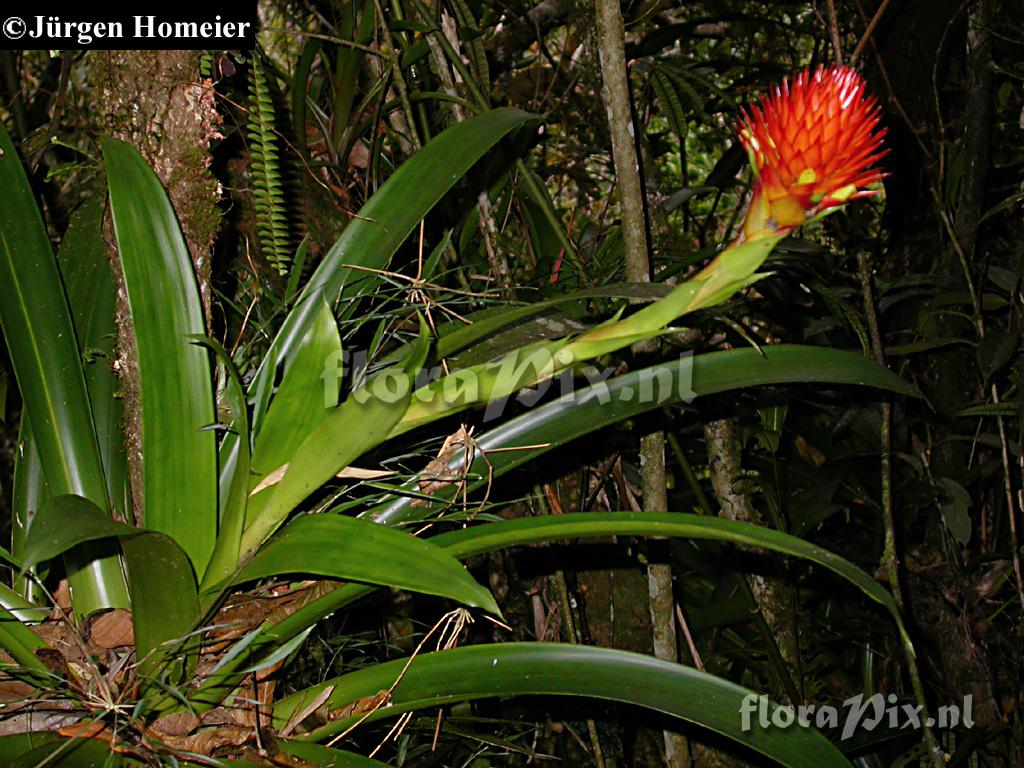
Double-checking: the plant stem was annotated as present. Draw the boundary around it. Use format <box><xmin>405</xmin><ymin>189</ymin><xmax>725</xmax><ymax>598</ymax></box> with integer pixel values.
<box><xmin>374</xmin><ymin>0</ymin><xmax>422</xmax><ymax>153</ymax></box>
<box><xmin>420</xmin><ymin>7</ymin><xmax>515</xmax><ymax>298</ymax></box>
<box><xmin>593</xmin><ymin>1</ymin><xmax>687</xmax><ymax>764</ymax></box>
<box><xmin>667</xmin><ymin>432</ymin><xmax>715</xmax><ymax>516</ymax></box>
<box><xmin>857</xmin><ymin>251</ymin><xmax>945</xmax><ymax>768</ymax></box>
<box><xmin>535</xmin><ymin>487</ymin><xmax>607</xmax><ymax>768</ymax></box>
<box><xmin>703</xmin><ymin>418</ymin><xmax>801</xmax><ymax>700</ymax></box>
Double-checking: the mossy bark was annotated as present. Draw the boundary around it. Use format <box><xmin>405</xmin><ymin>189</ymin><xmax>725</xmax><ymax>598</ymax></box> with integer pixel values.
<box><xmin>89</xmin><ymin>51</ymin><xmax>223</xmax><ymax>523</ymax></box>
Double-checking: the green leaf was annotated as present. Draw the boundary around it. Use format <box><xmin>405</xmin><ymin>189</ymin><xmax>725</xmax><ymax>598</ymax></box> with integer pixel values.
<box><xmin>275</xmin><ymin>644</ymin><xmax>851</xmax><ymax>768</ymax></box>
<box><xmin>190</xmin><ymin>507</ymin><xmax>910</xmax><ymax>713</ymax></box>
<box><xmin>245</xmin><ymin>108</ymin><xmax>541</xmax><ymax>433</ymax></box>
<box><xmin>121</xmin><ymin>532</ymin><xmax>199</xmax><ymax>679</ymax></box>
<box><xmin>0</xmin><ymin>603</ymin><xmax>49</xmax><ymax>672</ymax></box>
<box><xmin>239</xmin><ymin>317</ymin><xmax>432</xmax><ymax>555</ymax></box>
<box><xmin>248</xmin><ymin>58</ymin><xmax>292</xmax><ymax>275</ymax></box>
<box><xmin>431</xmin><ymin>512</ymin><xmax>904</xmax><ymax>636</ymax></box>
<box><xmin>396</xmin><ymin>337</ymin><xmax>572</xmax><ymax>434</ymax></box>
<box><xmin>0</xmin><ymin>733</ymin><xmax>274</xmax><ymax>766</ymax></box>
<box><xmin>220</xmin><ymin>513</ymin><xmax>497</xmax><ymax>615</ymax></box>
<box><xmin>22</xmin><ymin>495</ymin><xmax>198</xmax><ymax>674</ymax></box>
<box><xmin>57</xmin><ymin>196</ymin><xmax>129</xmax><ymax>521</ymax></box>
<box><xmin>976</xmin><ymin>330</ymin><xmax>1020</xmax><ymax>384</ymax></box>
<box><xmin>103</xmin><ymin>138</ymin><xmax>218</xmax><ymax>577</ymax></box>
<box><xmin>367</xmin><ymin>345</ymin><xmax>920</xmax><ymax>526</ymax></box>
<box><xmin>197</xmin><ymin>334</ymin><xmax>252</xmax><ymax>588</ymax></box>
<box><xmin>0</xmin><ymin>734</ymin><xmax>118</xmax><ymax>767</ymax></box>
<box><xmin>956</xmin><ymin>402</ymin><xmax>1018</xmax><ymax>418</ymax></box>
<box><xmin>251</xmin><ymin>299</ymin><xmax>342</xmax><ymax>477</ymax></box>
<box><xmin>19</xmin><ymin>493</ymin><xmax>136</xmax><ymax>569</ymax></box>
<box><xmin>11</xmin><ymin>417</ymin><xmax>47</xmax><ymax>602</ymax></box>
<box><xmin>292</xmin><ymin>40</ymin><xmax>322</xmax><ymax>153</ymax></box>
<box><xmin>0</xmin><ymin>121</ymin><xmax>128</xmax><ymax>616</ymax></box>
<box><xmin>277</xmin><ymin>741</ymin><xmax>393</xmax><ymax>768</ymax></box>
<box><xmin>0</xmin><ymin>582</ymin><xmax>48</xmax><ymax>624</ymax></box>
<box><xmin>285</xmin><ymin>235</ymin><xmax>311</xmax><ymax>305</ymax></box>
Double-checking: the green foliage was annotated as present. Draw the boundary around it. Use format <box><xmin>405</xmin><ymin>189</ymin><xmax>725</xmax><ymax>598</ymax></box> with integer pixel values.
<box><xmin>4</xmin><ymin>2</ymin><xmax>1018</xmax><ymax>764</ymax></box>
<box><xmin>103</xmin><ymin>137</ymin><xmax>219</xmax><ymax>578</ymax></box>
<box><xmin>247</xmin><ymin>57</ymin><xmax>292</xmax><ymax>276</ymax></box>
<box><xmin>0</xmin><ymin>108</ymin><xmax>909</xmax><ymax>764</ymax></box>
<box><xmin>0</xmin><ymin>122</ymin><xmax>129</xmax><ymax>618</ymax></box>
<box><xmin>278</xmin><ymin>643</ymin><xmax>852</xmax><ymax>767</ymax></box>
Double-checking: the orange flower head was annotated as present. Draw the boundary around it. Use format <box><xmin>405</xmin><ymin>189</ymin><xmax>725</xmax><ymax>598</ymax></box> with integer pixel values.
<box><xmin>737</xmin><ymin>66</ymin><xmax>887</xmax><ymax>241</ymax></box>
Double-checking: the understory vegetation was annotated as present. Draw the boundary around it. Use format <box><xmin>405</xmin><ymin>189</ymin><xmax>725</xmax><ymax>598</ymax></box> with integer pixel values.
<box><xmin>0</xmin><ymin>1</ymin><xmax>1022</xmax><ymax>766</ymax></box>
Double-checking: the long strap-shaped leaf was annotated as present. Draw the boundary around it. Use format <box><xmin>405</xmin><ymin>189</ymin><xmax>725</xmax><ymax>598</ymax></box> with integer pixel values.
<box><xmin>189</xmin><ymin>510</ymin><xmax>910</xmax><ymax>712</ymax></box>
<box><xmin>0</xmin><ymin>733</ymin><xmax>387</xmax><ymax>767</ymax></box>
<box><xmin>103</xmin><ymin>139</ymin><xmax>218</xmax><ymax>578</ymax></box>
<box><xmin>366</xmin><ymin>344</ymin><xmax>920</xmax><ymax>526</ymax></box>
<box><xmin>0</xmin><ymin>122</ymin><xmax>128</xmax><ymax>617</ymax></box>
<box><xmin>242</xmin><ymin>107</ymin><xmax>541</xmax><ymax>439</ymax></box>
<box><xmin>212</xmin><ymin>513</ymin><xmax>497</xmax><ymax>614</ymax></box>
<box><xmin>187</xmin><ymin>346</ymin><xmax>917</xmax><ymax>709</ymax></box>
<box><xmin>275</xmin><ymin>643</ymin><xmax>852</xmax><ymax>768</ymax></box>
<box><xmin>20</xmin><ymin>494</ymin><xmax>198</xmax><ymax>678</ymax></box>
<box><xmin>11</xmin><ymin>416</ymin><xmax>46</xmax><ymax>603</ymax></box>
<box><xmin>57</xmin><ymin>197</ymin><xmax>129</xmax><ymax>523</ymax></box>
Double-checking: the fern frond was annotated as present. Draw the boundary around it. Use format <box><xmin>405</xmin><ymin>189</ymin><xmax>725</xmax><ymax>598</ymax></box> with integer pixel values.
<box><xmin>247</xmin><ymin>58</ymin><xmax>291</xmax><ymax>276</ymax></box>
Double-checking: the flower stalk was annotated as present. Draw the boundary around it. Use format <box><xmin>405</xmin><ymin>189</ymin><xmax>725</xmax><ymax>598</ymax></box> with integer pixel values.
<box><xmin>389</xmin><ymin>66</ymin><xmax>888</xmax><ymax>437</ymax></box>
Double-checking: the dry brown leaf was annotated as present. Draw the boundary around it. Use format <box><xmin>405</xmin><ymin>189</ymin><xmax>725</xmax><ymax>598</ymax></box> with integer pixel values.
<box><xmin>57</xmin><ymin>719</ymin><xmax>108</xmax><ymax>740</ymax></box>
<box><xmin>414</xmin><ymin>425</ymin><xmax>472</xmax><ymax>506</ymax></box>
<box><xmin>792</xmin><ymin>434</ymin><xmax>826</xmax><ymax>466</ymax></box>
<box><xmin>0</xmin><ymin>677</ymin><xmax>34</xmax><ymax>703</ymax></box>
<box><xmin>279</xmin><ymin>684</ymin><xmax>335</xmax><ymax>737</ymax></box>
<box><xmin>336</xmin><ymin>466</ymin><xmax>396</xmax><ymax>480</ymax></box>
<box><xmin>151</xmin><ymin>710</ymin><xmax>201</xmax><ymax>737</ymax></box>
<box><xmin>54</xmin><ymin>579</ymin><xmax>72</xmax><ymax>613</ymax></box>
<box><xmin>250</xmin><ymin>464</ymin><xmax>288</xmax><ymax>495</ymax></box>
<box><xmin>88</xmin><ymin>608</ymin><xmax>135</xmax><ymax>649</ymax></box>
<box><xmin>152</xmin><ymin>724</ymin><xmax>251</xmax><ymax>755</ymax></box>
<box><xmin>199</xmin><ymin>706</ymin><xmax>245</xmax><ymax>727</ymax></box>
<box><xmin>205</xmin><ymin>585</ymin><xmax>321</xmax><ymax>655</ymax></box>
<box><xmin>54</xmin><ymin>718</ymin><xmax>151</xmax><ymax>759</ymax></box>
<box><xmin>0</xmin><ymin>702</ymin><xmax>80</xmax><ymax>737</ymax></box>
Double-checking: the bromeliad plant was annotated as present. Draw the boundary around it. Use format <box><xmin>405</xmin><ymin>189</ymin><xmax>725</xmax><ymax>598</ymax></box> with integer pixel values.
<box><xmin>736</xmin><ymin>66</ymin><xmax>887</xmax><ymax>243</ymax></box>
<box><xmin>0</xmin><ymin>67</ymin><xmax>899</xmax><ymax>766</ymax></box>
